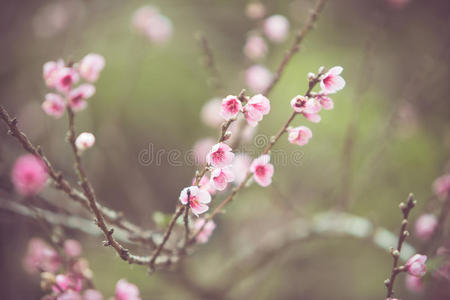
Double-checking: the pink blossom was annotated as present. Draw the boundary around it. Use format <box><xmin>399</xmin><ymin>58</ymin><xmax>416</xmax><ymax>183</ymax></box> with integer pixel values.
<box><xmin>290</xmin><ymin>95</ymin><xmax>321</xmax><ymax>114</ymax></box>
<box><xmin>55</xmin><ymin>67</ymin><xmax>79</xmax><ymax>92</ymax></box>
<box><xmin>179</xmin><ymin>186</ymin><xmax>211</xmax><ymax>216</ymax></box>
<box><xmin>232</xmin><ymin>153</ymin><xmax>251</xmax><ymax>185</ymax></box>
<box><xmin>194</xmin><ymin>218</ymin><xmax>216</xmax><ymax>244</ymax></box>
<box><xmin>42</xmin><ymin>93</ymin><xmax>66</xmax><ymax>118</ymax></box>
<box><xmin>132</xmin><ymin>6</ymin><xmax>159</xmax><ymax>33</ymax></box>
<box><xmin>63</xmin><ymin>239</ymin><xmax>82</xmax><ymax>258</ymax></box>
<box><xmin>406</xmin><ymin>254</ymin><xmax>427</xmax><ymax>277</ymax></box>
<box><xmin>192</xmin><ymin>175</ymin><xmax>216</xmax><ymax>196</ymax></box>
<box><xmin>57</xmin><ymin>291</ymin><xmax>82</xmax><ymax>300</ymax></box>
<box><xmin>433</xmin><ymin>174</ymin><xmax>450</xmax><ymax>200</ymax></box>
<box><xmin>115</xmin><ymin>279</ymin><xmax>141</xmax><ymax>300</ymax></box>
<box><xmin>75</xmin><ymin>132</ymin><xmax>96</xmax><ymax>151</ymax></box>
<box><xmin>206</xmin><ymin>142</ymin><xmax>235</xmax><ymax>168</ymax></box>
<box><xmin>43</xmin><ymin>60</ymin><xmax>64</xmax><ymax>88</ymax></box>
<box><xmin>302</xmin><ymin>112</ymin><xmax>321</xmax><ymax>123</ymax></box>
<box><xmin>68</xmin><ymin>84</ymin><xmax>96</xmax><ymax>112</ymax></box>
<box><xmin>72</xmin><ymin>258</ymin><xmax>92</xmax><ymax>279</ymax></box>
<box><xmin>210</xmin><ymin>167</ymin><xmax>235</xmax><ymax>191</ymax></box>
<box><xmin>23</xmin><ymin>238</ymin><xmax>60</xmax><ymax>274</ymax></box>
<box><xmin>244</xmin><ymin>35</ymin><xmax>268</xmax><ymax>60</ymax></box>
<box><xmin>145</xmin><ymin>14</ymin><xmax>173</xmax><ymax>45</ymax></box>
<box><xmin>405</xmin><ymin>274</ymin><xmax>424</xmax><ymax>293</ymax></box>
<box><xmin>78</xmin><ymin>54</ymin><xmax>105</xmax><ymax>82</ymax></box>
<box><xmin>263</xmin><ymin>15</ymin><xmax>290</xmax><ymax>43</ymax></box>
<box><xmin>83</xmin><ymin>290</ymin><xmax>103</xmax><ymax>300</ymax></box>
<box><xmin>288</xmin><ymin>126</ymin><xmax>312</xmax><ymax>146</ymax></box>
<box><xmin>250</xmin><ymin>155</ymin><xmax>274</xmax><ymax>187</ymax></box>
<box><xmin>193</xmin><ymin>138</ymin><xmax>216</xmax><ymax>165</ymax></box>
<box><xmin>12</xmin><ymin>154</ymin><xmax>48</xmax><ymax>196</ymax></box>
<box><xmin>320</xmin><ymin>66</ymin><xmax>346</xmax><ymax>94</ymax></box>
<box><xmin>244</xmin><ymin>94</ymin><xmax>271</xmax><ymax>126</ymax></box>
<box><xmin>53</xmin><ymin>274</ymin><xmax>82</xmax><ymax>293</ymax></box>
<box><xmin>245</xmin><ymin>2</ymin><xmax>266</xmax><ymax>20</ymax></box>
<box><xmin>415</xmin><ymin>214</ymin><xmax>438</xmax><ymax>241</ymax></box>
<box><xmin>201</xmin><ymin>98</ymin><xmax>223</xmax><ymax>128</ymax></box>
<box><xmin>220</xmin><ymin>95</ymin><xmax>242</xmax><ymax>120</ymax></box>
<box><xmin>315</xmin><ymin>94</ymin><xmax>334</xmax><ymax>110</ymax></box>
<box><xmin>245</xmin><ymin>65</ymin><xmax>272</xmax><ymax>93</ymax></box>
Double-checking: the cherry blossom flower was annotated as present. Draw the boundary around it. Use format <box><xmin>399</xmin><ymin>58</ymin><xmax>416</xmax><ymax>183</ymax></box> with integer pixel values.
<box><xmin>68</xmin><ymin>84</ymin><xmax>96</xmax><ymax>112</ymax></box>
<box><xmin>193</xmin><ymin>138</ymin><xmax>216</xmax><ymax>165</ymax></box>
<box><xmin>201</xmin><ymin>98</ymin><xmax>223</xmax><ymax>128</ymax></box>
<box><xmin>179</xmin><ymin>186</ymin><xmax>211</xmax><ymax>216</ymax></box>
<box><xmin>78</xmin><ymin>54</ymin><xmax>105</xmax><ymax>82</ymax></box>
<box><xmin>11</xmin><ymin>154</ymin><xmax>48</xmax><ymax>196</ymax></box>
<box><xmin>415</xmin><ymin>214</ymin><xmax>437</xmax><ymax>241</ymax></box>
<box><xmin>132</xmin><ymin>6</ymin><xmax>159</xmax><ymax>33</ymax></box>
<box><xmin>55</xmin><ymin>67</ymin><xmax>79</xmax><ymax>93</ymax></box>
<box><xmin>315</xmin><ymin>94</ymin><xmax>334</xmax><ymax>110</ymax></box>
<box><xmin>263</xmin><ymin>15</ymin><xmax>290</xmax><ymax>43</ymax></box>
<box><xmin>206</xmin><ymin>143</ymin><xmax>235</xmax><ymax>168</ymax></box>
<box><xmin>244</xmin><ymin>94</ymin><xmax>271</xmax><ymax>126</ymax></box>
<box><xmin>288</xmin><ymin>126</ymin><xmax>312</xmax><ymax>146</ymax></box>
<box><xmin>220</xmin><ymin>95</ymin><xmax>242</xmax><ymax>120</ymax></box>
<box><xmin>210</xmin><ymin>167</ymin><xmax>235</xmax><ymax>191</ymax></box>
<box><xmin>290</xmin><ymin>95</ymin><xmax>321</xmax><ymax>114</ymax></box>
<box><xmin>194</xmin><ymin>218</ymin><xmax>216</xmax><ymax>244</ymax></box>
<box><xmin>302</xmin><ymin>112</ymin><xmax>322</xmax><ymax>123</ymax></box>
<box><xmin>115</xmin><ymin>279</ymin><xmax>141</xmax><ymax>300</ymax></box>
<box><xmin>57</xmin><ymin>291</ymin><xmax>83</xmax><ymax>300</ymax></box>
<box><xmin>245</xmin><ymin>65</ymin><xmax>272</xmax><ymax>93</ymax></box>
<box><xmin>405</xmin><ymin>274</ymin><xmax>424</xmax><ymax>293</ymax></box>
<box><xmin>145</xmin><ymin>14</ymin><xmax>173</xmax><ymax>45</ymax></box>
<box><xmin>42</xmin><ymin>93</ymin><xmax>66</xmax><ymax>118</ymax></box>
<box><xmin>245</xmin><ymin>2</ymin><xmax>266</xmax><ymax>20</ymax></box>
<box><xmin>63</xmin><ymin>239</ymin><xmax>82</xmax><ymax>258</ymax></box>
<box><xmin>43</xmin><ymin>60</ymin><xmax>64</xmax><ymax>88</ymax></box>
<box><xmin>53</xmin><ymin>274</ymin><xmax>83</xmax><ymax>293</ymax></box>
<box><xmin>433</xmin><ymin>174</ymin><xmax>450</xmax><ymax>200</ymax></box>
<box><xmin>23</xmin><ymin>238</ymin><xmax>60</xmax><ymax>274</ymax></box>
<box><xmin>83</xmin><ymin>289</ymin><xmax>103</xmax><ymax>300</ymax></box>
<box><xmin>192</xmin><ymin>175</ymin><xmax>216</xmax><ymax>195</ymax></box>
<box><xmin>320</xmin><ymin>66</ymin><xmax>346</xmax><ymax>94</ymax></box>
<box><xmin>75</xmin><ymin>132</ymin><xmax>96</xmax><ymax>151</ymax></box>
<box><xmin>244</xmin><ymin>35</ymin><xmax>268</xmax><ymax>60</ymax></box>
<box><xmin>250</xmin><ymin>155</ymin><xmax>274</xmax><ymax>187</ymax></box>
<box><xmin>232</xmin><ymin>153</ymin><xmax>251</xmax><ymax>185</ymax></box>
<box><xmin>406</xmin><ymin>254</ymin><xmax>427</xmax><ymax>277</ymax></box>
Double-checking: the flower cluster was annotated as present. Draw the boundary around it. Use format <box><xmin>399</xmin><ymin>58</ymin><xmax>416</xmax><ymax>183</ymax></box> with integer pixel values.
<box><xmin>24</xmin><ymin>238</ymin><xmax>141</xmax><ymax>300</ymax></box>
<box><xmin>42</xmin><ymin>54</ymin><xmax>105</xmax><ymax>118</ymax></box>
<box><xmin>132</xmin><ymin>6</ymin><xmax>172</xmax><ymax>45</ymax></box>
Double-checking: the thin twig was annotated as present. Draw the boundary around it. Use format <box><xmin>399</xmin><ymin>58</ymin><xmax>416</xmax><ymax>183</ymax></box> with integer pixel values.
<box><xmin>197</xmin><ymin>33</ymin><xmax>223</xmax><ymax>93</ymax></box>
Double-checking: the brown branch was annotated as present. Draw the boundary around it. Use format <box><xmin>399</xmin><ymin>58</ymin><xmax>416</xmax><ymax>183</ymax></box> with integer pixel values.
<box><xmin>196</xmin><ymin>33</ymin><xmax>223</xmax><ymax>93</ymax></box>
<box><xmin>385</xmin><ymin>193</ymin><xmax>416</xmax><ymax>298</ymax></box>
<box><xmin>263</xmin><ymin>0</ymin><xmax>328</xmax><ymax>96</ymax></box>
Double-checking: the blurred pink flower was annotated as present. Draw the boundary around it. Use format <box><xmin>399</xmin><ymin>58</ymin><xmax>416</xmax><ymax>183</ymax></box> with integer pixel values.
<box><xmin>179</xmin><ymin>186</ymin><xmax>211</xmax><ymax>216</ymax></box>
<box><xmin>315</xmin><ymin>94</ymin><xmax>334</xmax><ymax>110</ymax></box>
<box><xmin>210</xmin><ymin>167</ymin><xmax>234</xmax><ymax>191</ymax></box>
<box><xmin>57</xmin><ymin>291</ymin><xmax>82</xmax><ymax>300</ymax></box>
<box><xmin>433</xmin><ymin>174</ymin><xmax>450</xmax><ymax>200</ymax></box>
<box><xmin>193</xmin><ymin>175</ymin><xmax>216</xmax><ymax>195</ymax></box>
<box><xmin>288</xmin><ymin>126</ymin><xmax>312</xmax><ymax>146</ymax></box>
<box><xmin>43</xmin><ymin>60</ymin><xmax>64</xmax><ymax>88</ymax></box>
<box><xmin>232</xmin><ymin>153</ymin><xmax>251</xmax><ymax>185</ymax></box>
<box><xmin>42</xmin><ymin>93</ymin><xmax>66</xmax><ymax>118</ymax></box>
<box><xmin>63</xmin><ymin>239</ymin><xmax>82</xmax><ymax>258</ymax></box>
<box><xmin>78</xmin><ymin>54</ymin><xmax>105</xmax><ymax>82</ymax></box>
<box><xmin>405</xmin><ymin>274</ymin><xmax>424</xmax><ymax>293</ymax></box>
<box><xmin>245</xmin><ymin>65</ymin><xmax>272</xmax><ymax>93</ymax></box>
<box><xmin>145</xmin><ymin>14</ymin><xmax>173</xmax><ymax>45</ymax></box>
<box><xmin>244</xmin><ymin>35</ymin><xmax>268</xmax><ymax>60</ymax></box>
<box><xmin>53</xmin><ymin>274</ymin><xmax>82</xmax><ymax>293</ymax></box>
<box><xmin>406</xmin><ymin>254</ymin><xmax>427</xmax><ymax>277</ymax></box>
<box><xmin>320</xmin><ymin>66</ymin><xmax>345</xmax><ymax>94</ymax></box>
<box><xmin>83</xmin><ymin>289</ymin><xmax>103</xmax><ymax>300</ymax></box>
<box><xmin>115</xmin><ymin>279</ymin><xmax>141</xmax><ymax>300</ymax></box>
<box><xmin>302</xmin><ymin>112</ymin><xmax>322</xmax><ymax>123</ymax></box>
<box><xmin>206</xmin><ymin>143</ymin><xmax>235</xmax><ymax>168</ymax></box>
<box><xmin>194</xmin><ymin>218</ymin><xmax>216</xmax><ymax>244</ymax></box>
<box><xmin>244</xmin><ymin>94</ymin><xmax>270</xmax><ymax>126</ymax></box>
<box><xmin>75</xmin><ymin>132</ymin><xmax>96</xmax><ymax>151</ymax></box>
<box><xmin>23</xmin><ymin>238</ymin><xmax>60</xmax><ymax>274</ymax></box>
<box><xmin>69</xmin><ymin>84</ymin><xmax>96</xmax><ymax>112</ymax></box>
<box><xmin>201</xmin><ymin>98</ymin><xmax>223</xmax><ymax>128</ymax></box>
<box><xmin>220</xmin><ymin>95</ymin><xmax>242</xmax><ymax>121</ymax></box>
<box><xmin>132</xmin><ymin>6</ymin><xmax>159</xmax><ymax>33</ymax></box>
<box><xmin>263</xmin><ymin>15</ymin><xmax>290</xmax><ymax>43</ymax></box>
<box><xmin>55</xmin><ymin>67</ymin><xmax>79</xmax><ymax>93</ymax></box>
<box><xmin>12</xmin><ymin>154</ymin><xmax>48</xmax><ymax>196</ymax></box>
<box><xmin>193</xmin><ymin>138</ymin><xmax>216</xmax><ymax>165</ymax></box>
<box><xmin>415</xmin><ymin>214</ymin><xmax>437</xmax><ymax>241</ymax></box>
<box><xmin>250</xmin><ymin>154</ymin><xmax>274</xmax><ymax>187</ymax></box>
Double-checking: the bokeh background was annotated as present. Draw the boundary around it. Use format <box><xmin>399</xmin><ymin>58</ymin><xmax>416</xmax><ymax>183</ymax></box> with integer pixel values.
<box><xmin>1</xmin><ymin>0</ymin><xmax>450</xmax><ymax>299</ymax></box>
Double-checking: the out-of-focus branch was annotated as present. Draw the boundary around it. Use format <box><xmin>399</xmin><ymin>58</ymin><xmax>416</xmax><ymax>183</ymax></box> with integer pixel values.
<box><xmin>263</xmin><ymin>0</ymin><xmax>328</xmax><ymax>96</ymax></box>
<box><xmin>385</xmin><ymin>193</ymin><xmax>416</xmax><ymax>299</ymax></box>
<box><xmin>422</xmin><ymin>194</ymin><xmax>450</xmax><ymax>254</ymax></box>
<box><xmin>197</xmin><ymin>33</ymin><xmax>223</xmax><ymax>94</ymax></box>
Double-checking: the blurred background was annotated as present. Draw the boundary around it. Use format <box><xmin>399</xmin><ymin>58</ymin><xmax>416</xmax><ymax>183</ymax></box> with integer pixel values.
<box><xmin>0</xmin><ymin>0</ymin><xmax>450</xmax><ymax>299</ymax></box>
